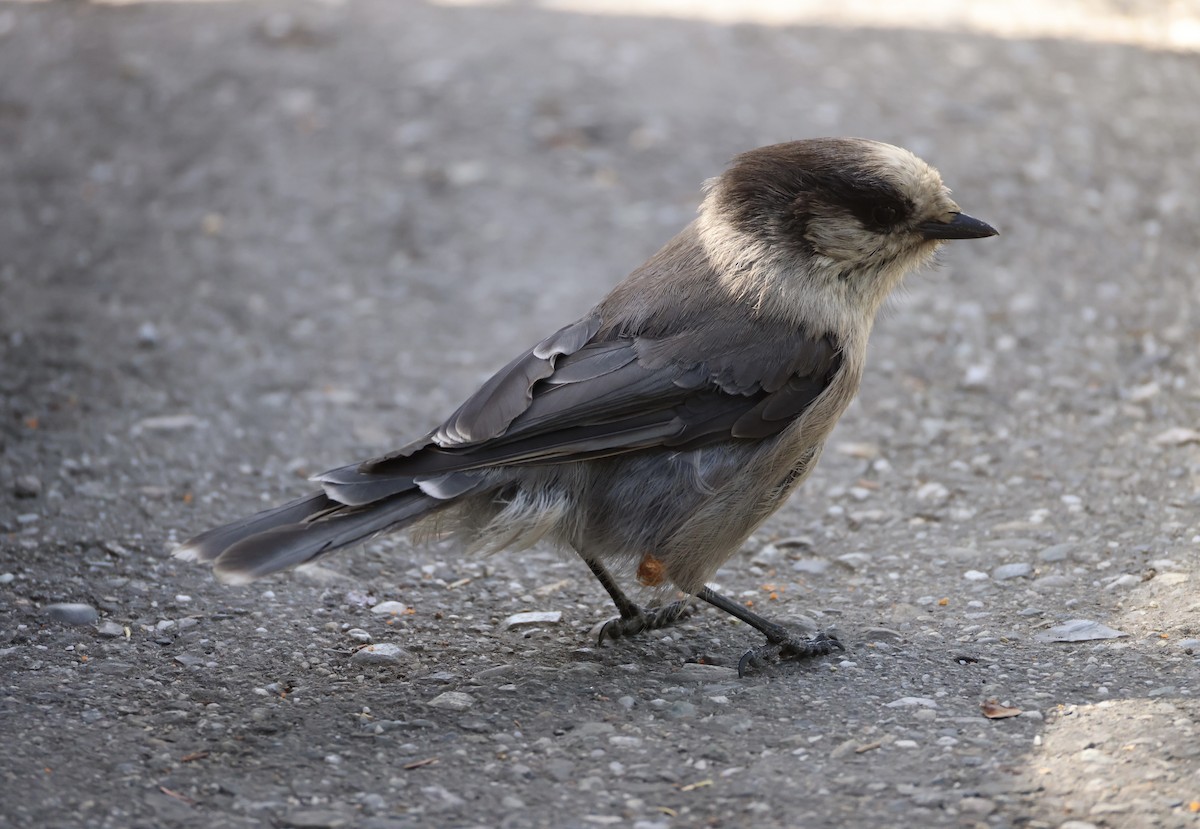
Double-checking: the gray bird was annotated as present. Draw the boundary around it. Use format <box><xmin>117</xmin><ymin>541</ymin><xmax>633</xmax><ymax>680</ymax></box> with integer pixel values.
<box><xmin>176</xmin><ymin>138</ymin><xmax>997</xmax><ymax>674</ymax></box>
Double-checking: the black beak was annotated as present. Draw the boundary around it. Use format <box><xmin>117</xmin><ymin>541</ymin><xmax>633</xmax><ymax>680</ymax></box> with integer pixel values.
<box><xmin>919</xmin><ymin>212</ymin><xmax>998</xmax><ymax>241</ymax></box>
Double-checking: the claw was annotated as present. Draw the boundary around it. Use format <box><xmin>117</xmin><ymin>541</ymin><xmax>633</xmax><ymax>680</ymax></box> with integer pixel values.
<box><xmin>596</xmin><ymin>601</ymin><xmax>694</xmax><ymax>646</ymax></box>
<box><xmin>737</xmin><ymin>643</ymin><xmax>780</xmax><ymax>677</ymax></box>
<box><xmin>737</xmin><ymin>630</ymin><xmax>843</xmax><ymax>677</ymax></box>
<box><xmin>598</xmin><ymin>614</ymin><xmax>644</xmax><ymax>644</ymax></box>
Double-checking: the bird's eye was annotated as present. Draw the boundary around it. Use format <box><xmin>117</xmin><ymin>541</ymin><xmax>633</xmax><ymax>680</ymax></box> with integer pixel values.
<box><xmin>871</xmin><ymin>205</ymin><xmax>898</xmax><ymax>227</ymax></box>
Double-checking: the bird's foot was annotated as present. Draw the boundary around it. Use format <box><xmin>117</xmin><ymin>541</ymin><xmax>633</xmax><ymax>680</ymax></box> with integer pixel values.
<box><xmin>597</xmin><ymin>600</ymin><xmax>694</xmax><ymax>643</ymax></box>
<box><xmin>736</xmin><ymin>629</ymin><xmax>843</xmax><ymax>677</ymax></box>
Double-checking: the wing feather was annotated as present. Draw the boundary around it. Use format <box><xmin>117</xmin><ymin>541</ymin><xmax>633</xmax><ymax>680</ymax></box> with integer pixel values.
<box><xmin>321</xmin><ymin>310</ymin><xmax>842</xmax><ymax>505</ymax></box>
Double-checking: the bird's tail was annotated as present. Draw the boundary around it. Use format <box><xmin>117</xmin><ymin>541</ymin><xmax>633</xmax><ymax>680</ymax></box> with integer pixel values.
<box><xmin>173</xmin><ymin>490</ymin><xmax>443</xmax><ymax>584</ymax></box>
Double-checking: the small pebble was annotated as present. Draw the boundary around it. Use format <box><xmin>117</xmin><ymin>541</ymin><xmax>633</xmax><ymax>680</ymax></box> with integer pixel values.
<box><xmin>370</xmin><ymin>601</ymin><xmax>408</xmax><ymax>616</ymax></box>
<box><xmin>344</xmin><ymin>590</ymin><xmax>371</xmax><ymax>607</ymax></box>
<box><xmin>963</xmin><ymin>570</ymin><xmax>989</xmax><ymax>581</ymax></box>
<box><xmin>665</xmin><ymin>701</ymin><xmax>697</xmax><ymax>719</ymax></box>
<box><xmin>1034</xmin><ymin>620</ymin><xmax>1127</xmax><ymax>643</ymax></box>
<box><xmin>1038</xmin><ymin>543</ymin><xmax>1074</xmax><ymax>562</ymax></box>
<box><xmin>992</xmin><ymin>562</ymin><xmax>1032</xmax><ymax>580</ymax></box>
<box><xmin>428</xmin><ymin>691</ymin><xmax>476</xmax><ymax>712</ymax></box>
<box><xmin>792</xmin><ymin>558</ymin><xmax>831</xmax><ymax>575</ymax></box>
<box><xmin>346</xmin><ymin>628</ymin><xmax>372</xmax><ymax>643</ymax></box>
<box><xmin>885</xmin><ymin>696</ymin><xmax>938</xmax><ymax>708</ymax></box>
<box><xmin>962</xmin><ymin>364</ymin><xmax>991</xmax><ymax>389</ymax></box>
<box><xmin>13</xmin><ymin>475</ymin><xmax>42</xmax><ymax>498</ymax></box>
<box><xmin>358</xmin><ymin>793</ymin><xmax>387</xmax><ymax>813</ymax></box>
<box><xmin>136</xmin><ymin>321</ymin><xmax>159</xmax><ymax>347</ymax></box>
<box><xmin>131</xmin><ymin>414</ymin><xmax>203</xmax><ymax>433</ymax></box>
<box><xmin>1152</xmin><ymin>427</ymin><xmax>1200</xmax><ymax>446</ymax></box>
<box><xmin>503</xmin><ymin>611</ymin><xmax>562</xmax><ymax>629</ymax></box>
<box><xmin>0</xmin><ymin>573</ymin><xmax>13</xmax><ymax>584</ymax></box>
<box><xmin>446</xmin><ymin>160</ymin><xmax>488</xmax><ymax>187</ymax></box>
<box><xmin>96</xmin><ymin>620</ymin><xmax>125</xmax><ymax>638</ymax></box>
<box><xmin>280</xmin><ymin>809</ymin><xmax>352</xmax><ymax>829</ymax></box>
<box><xmin>44</xmin><ymin>603</ymin><xmax>99</xmax><ymax>626</ymax></box>
<box><xmin>958</xmin><ymin>797</ymin><xmax>996</xmax><ymax>815</ymax></box>
<box><xmin>836</xmin><ymin>552</ymin><xmax>872</xmax><ymax>570</ymax></box>
<box><xmin>350</xmin><ymin>643</ymin><xmax>410</xmax><ymax>664</ymax></box>
<box><xmin>1103</xmin><ymin>573</ymin><xmax>1140</xmax><ymax>591</ymax></box>
<box><xmin>916</xmin><ymin>481</ymin><xmax>950</xmax><ymax>505</ymax></box>
<box><xmin>473</xmin><ymin>664</ymin><xmax>514</xmax><ymax>682</ymax></box>
<box><xmin>1126</xmin><ymin>381</ymin><xmax>1159</xmax><ymax>402</ymax></box>
<box><xmin>1030</xmin><ymin>575</ymin><xmax>1073</xmax><ymax>591</ymax></box>
<box><xmin>836</xmin><ymin>443</ymin><xmax>880</xmax><ymax>460</ymax></box>
<box><xmin>751</xmin><ymin>543</ymin><xmax>782</xmax><ymax>564</ymax></box>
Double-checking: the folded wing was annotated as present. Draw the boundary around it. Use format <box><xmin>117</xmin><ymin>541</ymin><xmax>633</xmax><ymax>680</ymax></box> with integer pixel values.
<box><xmin>316</xmin><ymin>309</ymin><xmax>843</xmax><ymax>506</ymax></box>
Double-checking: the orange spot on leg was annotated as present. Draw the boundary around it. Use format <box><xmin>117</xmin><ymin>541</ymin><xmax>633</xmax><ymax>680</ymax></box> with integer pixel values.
<box><xmin>636</xmin><ymin>553</ymin><xmax>666</xmax><ymax>587</ymax></box>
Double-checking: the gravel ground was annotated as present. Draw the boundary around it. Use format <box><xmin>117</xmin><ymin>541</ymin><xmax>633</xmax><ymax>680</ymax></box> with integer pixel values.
<box><xmin>2</xmin><ymin>2</ymin><xmax>1199</xmax><ymax>828</ymax></box>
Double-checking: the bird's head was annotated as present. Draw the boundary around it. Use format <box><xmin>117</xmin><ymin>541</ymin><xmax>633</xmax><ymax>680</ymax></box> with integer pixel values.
<box><xmin>697</xmin><ymin>138</ymin><xmax>997</xmax><ymax>331</ymax></box>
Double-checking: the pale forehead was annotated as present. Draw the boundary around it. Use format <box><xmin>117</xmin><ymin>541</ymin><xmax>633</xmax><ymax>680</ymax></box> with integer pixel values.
<box><xmin>861</xmin><ymin>141</ymin><xmax>947</xmax><ymax>206</ymax></box>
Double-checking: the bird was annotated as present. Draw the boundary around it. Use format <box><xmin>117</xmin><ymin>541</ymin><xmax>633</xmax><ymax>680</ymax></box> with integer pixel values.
<box><xmin>176</xmin><ymin>137</ymin><xmax>998</xmax><ymax>675</ymax></box>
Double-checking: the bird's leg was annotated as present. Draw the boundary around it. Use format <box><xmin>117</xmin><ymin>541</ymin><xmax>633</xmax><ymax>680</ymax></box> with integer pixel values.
<box><xmin>583</xmin><ymin>558</ymin><xmax>692</xmax><ymax>643</ymax></box>
<box><xmin>697</xmin><ymin>586</ymin><xmax>843</xmax><ymax>677</ymax></box>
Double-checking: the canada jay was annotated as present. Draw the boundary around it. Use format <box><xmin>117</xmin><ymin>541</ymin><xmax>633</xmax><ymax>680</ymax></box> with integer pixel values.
<box><xmin>177</xmin><ymin>138</ymin><xmax>997</xmax><ymax>674</ymax></box>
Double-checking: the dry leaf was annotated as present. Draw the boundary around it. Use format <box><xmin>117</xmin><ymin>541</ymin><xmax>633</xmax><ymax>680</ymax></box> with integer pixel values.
<box><xmin>981</xmin><ymin>699</ymin><xmax>1022</xmax><ymax>719</ymax></box>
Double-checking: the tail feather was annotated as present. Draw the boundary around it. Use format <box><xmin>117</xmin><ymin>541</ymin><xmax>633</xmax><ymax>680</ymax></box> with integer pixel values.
<box><xmin>175</xmin><ymin>489</ymin><xmax>449</xmax><ymax>584</ymax></box>
<box><xmin>174</xmin><ymin>492</ymin><xmax>334</xmax><ymax>564</ymax></box>
<box><xmin>312</xmin><ymin>461</ymin><xmax>419</xmax><ymax>506</ymax></box>
<box><xmin>210</xmin><ymin>491</ymin><xmax>440</xmax><ymax>584</ymax></box>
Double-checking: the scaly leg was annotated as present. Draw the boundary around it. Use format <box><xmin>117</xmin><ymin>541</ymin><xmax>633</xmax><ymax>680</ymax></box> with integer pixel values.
<box><xmin>583</xmin><ymin>558</ymin><xmax>693</xmax><ymax>643</ymax></box>
<box><xmin>697</xmin><ymin>586</ymin><xmax>843</xmax><ymax>677</ymax></box>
